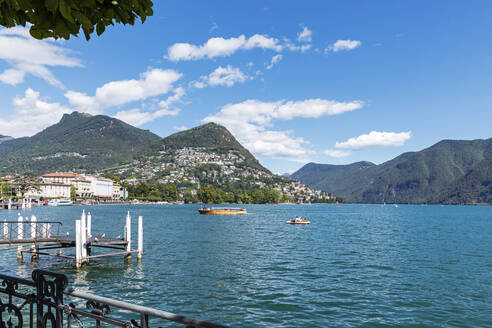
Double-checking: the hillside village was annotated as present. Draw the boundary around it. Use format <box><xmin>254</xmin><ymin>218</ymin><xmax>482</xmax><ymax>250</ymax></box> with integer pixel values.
<box><xmin>104</xmin><ymin>146</ymin><xmax>330</xmax><ymax>202</ymax></box>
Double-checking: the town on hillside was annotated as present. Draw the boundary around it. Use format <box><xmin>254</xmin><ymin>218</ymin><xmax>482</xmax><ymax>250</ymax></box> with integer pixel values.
<box><xmin>0</xmin><ymin>167</ymin><xmax>341</xmax><ymax>207</ymax></box>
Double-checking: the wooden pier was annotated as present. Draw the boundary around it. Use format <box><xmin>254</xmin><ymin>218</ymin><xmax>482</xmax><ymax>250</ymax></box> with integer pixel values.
<box><xmin>0</xmin><ymin>211</ymin><xmax>143</xmax><ymax>268</ymax></box>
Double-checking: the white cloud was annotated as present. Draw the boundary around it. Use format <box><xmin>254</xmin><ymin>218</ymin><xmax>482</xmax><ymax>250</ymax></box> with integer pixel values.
<box><xmin>65</xmin><ymin>68</ymin><xmax>182</xmax><ymax>114</ymax></box>
<box><xmin>0</xmin><ymin>88</ymin><xmax>71</xmax><ymax>137</ymax></box>
<box><xmin>0</xmin><ymin>27</ymin><xmax>81</xmax><ymax>88</ymax></box>
<box><xmin>335</xmin><ymin>131</ymin><xmax>412</xmax><ymax>149</ymax></box>
<box><xmin>323</xmin><ymin>149</ymin><xmax>351</xmax><ymax>158</ymax></box>
<box><xmin>297</xmin><ymin>27</ymin><xmax>312</xmax><ymax>43</ymax></box>
<box><xmin>283</xmin><ymin>37</ymin><xmax>311</xmax><ymax>53</ymax></box>
<box><xmin>173</xmin><ymin>125</ymin><xmax>188</xmax><ymax>131</ymax></box>
<box><xmin>202</xmin><ymin>98</ymin><xmax>363</xmax><ymax>161</ymax></box>
<box><xmin>209</xmin><ymin>22</ymin><xmax>218</xmax><ymax>33</ymax></box>
<box><xmin>0</xmin><ymin>68</ymin><xmax>25</xmax><ymax>85</ymax></box>
<box><xmin>326</xmin><ymin>39</ymin><xmax>362</xmax><ymax>53</ymax></box>
<box><xmin>193</xmin><ymin>65</ymin><xmax>247</xmax><ymax>88</ymax></box>
<box><xmin>266</xmin><ymin>54</ymin><xmax>283</xmax><ymax>69</ymax></box>
<box><xmin>114</xmin><ymin>87</ymin><xmax>185</xmax><ymax>126</ymax></box>
<box><xmin>167</xmin><ymin>34</ymin><xmax>282</xmax><ymax>61</ymax></box>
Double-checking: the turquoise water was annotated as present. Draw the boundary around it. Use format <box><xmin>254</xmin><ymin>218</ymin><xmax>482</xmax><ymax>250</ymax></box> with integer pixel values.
<box><xmin>1</xmin><ymin>204</ymin><xmax>492</xmax><ymax>327</ymax></box>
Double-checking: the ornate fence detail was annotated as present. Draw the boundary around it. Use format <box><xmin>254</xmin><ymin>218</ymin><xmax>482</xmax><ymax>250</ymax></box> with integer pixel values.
<box><xmin>0</xmin><ymin>270</ymin><xmax>229</xmax><ymax>328</ymax></box>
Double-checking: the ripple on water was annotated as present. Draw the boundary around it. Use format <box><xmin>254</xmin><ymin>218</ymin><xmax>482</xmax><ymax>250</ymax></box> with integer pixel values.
<box><xmin>1</xmin><ymin>204</ymin><xmax>492</xmax><ymax>327</ymax></box>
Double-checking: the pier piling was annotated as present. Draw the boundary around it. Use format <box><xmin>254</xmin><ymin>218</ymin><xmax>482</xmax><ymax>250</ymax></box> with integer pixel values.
<box><xmin>75</xmin><ymin>219</ymin><xmax>82</xmax><ymax>268</ymax></box>
<box><xmin>137</xmin><ymin>215</ymin><xmax>143</xmax><ymax>261</ymax></box>
<box><xmin>125</xmin><ymin>211</ymin><xmax>132</xmax><ymax>261</ymax></box>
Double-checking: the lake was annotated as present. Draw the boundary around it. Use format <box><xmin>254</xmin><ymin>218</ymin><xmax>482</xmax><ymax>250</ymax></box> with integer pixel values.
<box><xmin>1</xmin><ymin>204</ymin><xmax>491</xmax><ymax>327</ymax></box>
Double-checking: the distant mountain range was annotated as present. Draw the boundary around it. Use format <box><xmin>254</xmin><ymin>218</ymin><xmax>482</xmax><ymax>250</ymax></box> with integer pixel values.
<box><xmin>0</xmin><ymin>135</ymin><xmax>13</xmax><ymax>144</ymax></box>
<box><xmin>0</xmin><ymin>112</ymin><xmax>162</xmax><ymax>175</ymax></box>
<box><xmin>291</xmin><ymin>138</ymin><xmax>492</xmax><ymax>204</ymax></box>
<box><xmin>0</xmin><ymin>112</ymin><xmax>327</xmax><ymax>202</ymax></box>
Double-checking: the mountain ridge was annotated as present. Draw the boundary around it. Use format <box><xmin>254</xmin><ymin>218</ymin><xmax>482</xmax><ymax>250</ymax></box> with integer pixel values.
<box><xmin>291</xmin><ymin>138</ymin><xmax>492</xmax><ymax>204</ymax></box>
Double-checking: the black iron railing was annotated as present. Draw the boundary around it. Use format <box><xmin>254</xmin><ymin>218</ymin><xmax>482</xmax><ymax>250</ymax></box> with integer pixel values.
<box><xmin>0</xmin><ymin>270</ymin><xmax>230</xmax><ymax>328</ymax></box>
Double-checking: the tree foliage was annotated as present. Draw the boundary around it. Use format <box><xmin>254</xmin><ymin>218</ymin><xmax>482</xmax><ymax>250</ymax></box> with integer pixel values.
<box><xmin>0</xmin><ymin>0</ymin><xmax>154</xmax><ymax>40</ymax></box>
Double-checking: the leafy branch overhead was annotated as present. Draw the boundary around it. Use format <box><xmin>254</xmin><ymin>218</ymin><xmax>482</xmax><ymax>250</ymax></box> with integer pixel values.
<box><xmin>0</xmin><ymin>0</ymin><xmax>154</xmax><ymax>40</ymax></box>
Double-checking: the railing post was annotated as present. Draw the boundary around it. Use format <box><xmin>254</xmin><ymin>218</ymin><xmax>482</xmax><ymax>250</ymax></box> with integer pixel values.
<box><xmin>17</xmin><ymin>213</ymin><xmax>23</xmax><ymax>260</ymax></box>
<box><xmin>138</xmin><ymin>216</ymin><xmax>143</xmax><ymax>261</ymax></box>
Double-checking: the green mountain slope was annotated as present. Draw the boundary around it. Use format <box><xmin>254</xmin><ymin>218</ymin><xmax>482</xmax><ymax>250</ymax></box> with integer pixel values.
<box><xmin>290</xmin><ymin>161</ymin><xmax>375</xmax><ymax>194</ymax></box>
<box><xmin>0</xmin><ymin>112</ymin><xmax>162</xmax><ymax>175</ymax></box>
<box><xmin>0</xmin><ymin>135</ymin><xmax>13</xmax><ymax>144</ymax></box>
<box><xmin>160</xmin><ymin>123</ymin><xmax>268</xmax><ymax>172</ymax></box>
<box><xmin>291</xmin><ymin>138</ymin><xmax>492</xmax><ymax>204</ymax></box>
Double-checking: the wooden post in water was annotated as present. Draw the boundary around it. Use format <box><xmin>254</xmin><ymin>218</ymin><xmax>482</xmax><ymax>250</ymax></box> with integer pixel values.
<box><xmin>2</xmin><ymin>220</ymin><xmax>7</xmax><ymax>240</ymax></box>
<box><xmin>137</xmin><ymin>216</ymin><xmax>143</xmax><ymax>261</ymax></box>
<box><xmin>30</xmin><ymin>215</ymin><xmax>38</xmax><ymax>261</ymax></box>
<box><xmin>17</xmin><ymin>214</ymin><xmax>23</xmax><ymax>260</ymax></box>
<box><xmin>75</xmin><ymin>220</ymin><xmax>82</xmax><ymax>268</ymax></box>
<box><xmin>124</xmin><ymin>211</ymin><xmax>131</xmax><ymax>262</ymax></box>
<box><xmin>81</xmin><ymin>211</ymin><xmax>88</xmax><ymax>264</ymax></box>
<box><xmin>87</xmin><ymin>212</ymin><xmax>92</xmax><ymax>238</ymax></box>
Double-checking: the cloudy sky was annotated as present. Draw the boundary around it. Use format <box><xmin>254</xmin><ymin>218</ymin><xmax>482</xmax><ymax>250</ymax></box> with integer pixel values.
<box><xmin>0</xmin><ymin>1</ymin><xmax>491</xmax><ymax>173</ymax></box>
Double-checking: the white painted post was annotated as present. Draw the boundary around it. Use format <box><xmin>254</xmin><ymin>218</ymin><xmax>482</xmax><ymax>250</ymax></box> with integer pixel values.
<box><xmin>80</xmin><ymin>211</ymin><xmax>87</xmax><ymax>264</ymax></box>
<box><xmin>137</xmin><ymin>216</ymin><xmax>143</xmax><ymax>261</ymax></box>
<box><xmin>30</xmin><ymin>215</ymin><xmax>37</xmax><ymax>239</ymax></box>
<box><xmin>87</xmin><ymin>212</ymin><xmax>92</xmax><ymax>238</ymax></box>
<box><xmin>30</xmin><ymin>215</ymin><xmax>37</xmax><ymax>261</ymax></box>
<box><xmin>2</xmin><ymin>220</ymin><xmax>7</xmax><ymax>240</ymax></box>
<box><xmin>125</xmin><ymin>211</ymin><xmax>131</xmax><ymax>260</ymax></box>
<box><xmin>47</xmin><ymin>223</ymin><xmax>52</xmax><ymax>238</ymax></box>
<box><xmin>75</xmin><ymin>220</ymin><xmax>82</xmax><ymax>268</ymax></box>
<box><xmin>8</xmin><ymin>198</ymin><xmax>11</xmax><ymax>210</ymax></box>
<box><xmin>17</xmin><ymin>214</ymin><xmax>23</xmax><ymax>260</ymax></box>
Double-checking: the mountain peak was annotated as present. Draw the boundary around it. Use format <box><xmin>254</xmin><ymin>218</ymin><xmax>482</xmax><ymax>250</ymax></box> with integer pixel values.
<box><xmin>162</xmin><ymin>123</ymin><xmax>268</xmax><ymax>173</ymax></box>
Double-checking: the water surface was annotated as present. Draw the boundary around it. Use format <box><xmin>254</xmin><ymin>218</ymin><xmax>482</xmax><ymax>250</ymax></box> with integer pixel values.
<box><xmin>1</xmin><ymin>204</ymin><xmax>491</xmax><ymax>327</ymax></box>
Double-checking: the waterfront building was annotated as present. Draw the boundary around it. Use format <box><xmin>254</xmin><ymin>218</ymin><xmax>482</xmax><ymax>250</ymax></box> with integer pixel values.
<box><xmin>86</xmin><ymin>176</ymin><xmax>113</xmax><ymax>198</ymax></box>
<box><xmin>26</xmin><ymin>182</ymin><xmax>71</xmax><ymax>199</ymax></box>
<box><xmin>73</xmin><ymin>178</ymin><xmax>93</xmax><ymax>197</ymax></box>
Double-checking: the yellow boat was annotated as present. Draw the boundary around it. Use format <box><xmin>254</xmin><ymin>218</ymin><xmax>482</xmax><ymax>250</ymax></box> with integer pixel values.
<box><xmin>198</xmin><ymin>207</ymin><xmax>247</xmax><ymax>215</ymax></box>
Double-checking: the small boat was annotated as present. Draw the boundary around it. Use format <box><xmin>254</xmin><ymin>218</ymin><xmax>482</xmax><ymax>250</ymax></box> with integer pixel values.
<box><xmin>286</xmin><ymin>217</ymin><xmax>311</xmax><ymax>225</ymax></box>
<box><xmin>198</xmin><ymin>207</ymin><xmax>247</xmax><ymax>215</ymax></box>
<box><xmin>48</xmin><ymin>199</ymin><xmax>73</xmax><ymax>206</ymax></box>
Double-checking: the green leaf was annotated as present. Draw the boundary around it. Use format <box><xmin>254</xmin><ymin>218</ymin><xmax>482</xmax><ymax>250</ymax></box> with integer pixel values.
<box><xmin>45</xmin><ymin>0</ymin><xmax>58</xmax><ymax>12</ymax></box>
<box><xmin>96</xmin><ymin>21</ymin><xmax>105</xmax><ymax>36</ymax></box>
<box><xmin>29</xmin><ymin>26</ymin><xmax>43</xmax><ymax>39</ymax></box>
<box><xmin>72</xmin><ymin>10</ymin><xmax>91</xmax><ymax>29</ymax></box>
<box><xmin>58</xmin><ymin>0</ymin><xmax>73</xmax><ymax>22</ymax></box>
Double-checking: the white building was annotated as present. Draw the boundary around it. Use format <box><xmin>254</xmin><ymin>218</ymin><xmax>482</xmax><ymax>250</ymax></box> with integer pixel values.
<box><xmin>26</xmin><ymin>183</ymin><xmax>71</xmax><ymax>199</ymax></box>
<box><xmin>86</xmin><ymin>176</ymin><xmax>113</xmax><ymax>198</ymax></box>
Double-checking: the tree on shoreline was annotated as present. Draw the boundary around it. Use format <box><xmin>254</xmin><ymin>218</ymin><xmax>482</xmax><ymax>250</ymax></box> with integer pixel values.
<box><xmin>0</xmin><ymin>0</ymin><xmax>154</xmax><ymax>40</ymax></box>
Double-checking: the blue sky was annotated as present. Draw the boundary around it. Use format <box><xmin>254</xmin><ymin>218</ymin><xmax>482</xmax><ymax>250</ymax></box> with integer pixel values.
<box><xmin>0</xmin><ymin>1</ymin><xmax>491</xmax><ymax>174</ymax></box>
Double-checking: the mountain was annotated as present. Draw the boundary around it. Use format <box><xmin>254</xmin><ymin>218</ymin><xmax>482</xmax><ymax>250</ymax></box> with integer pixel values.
<box><xmin>160</xmin><ymin>123</ymin><xmax>267</xmax><ymax>172</ymax></box>
<box><xmin>291</xmin><ymin>138</ymin><xmax>492</xmax><ymax>204</ymax></box>
<box><xmin>0</xmin><ymin>135</ymin><xmax>13</xmax><ymax>144</ymax></box>
<box><xmin>0</xmin><ymin>113</ymin><xmax>329</xmax><ymax>201</ymax></box>
<box><xmin>0</xmin><ymin>112</ymin><xmax>161</xmax><ymax>175</ymax></box>
<box><xmin>291</xmin><ymin>161</ymin><xmax>375</xmax><ymax>195</ymax></box>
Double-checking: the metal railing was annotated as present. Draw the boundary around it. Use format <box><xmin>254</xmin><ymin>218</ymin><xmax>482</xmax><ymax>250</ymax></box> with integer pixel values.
<box><xmin>0</xmin><ymin>269</ymin><xmax>230</xmax><ymax>328</ymax></box>
<box><xmin>0</xmin><ymin>221</ymin><xmax>62</xmax><ymax>243</ymax></box>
